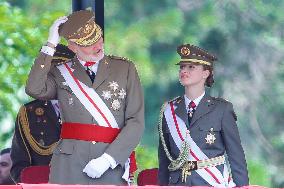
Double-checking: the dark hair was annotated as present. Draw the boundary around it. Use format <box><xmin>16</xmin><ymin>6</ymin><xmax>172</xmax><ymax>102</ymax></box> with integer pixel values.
<box><xmin>0</xmin><ymin>148</ymin><xmax>11</xmax><ymax>155</ymax></box>
<box><xmin>203</xmin><ymin>65</ymin><xmax>214</xmax><ymax>87</ymax></box>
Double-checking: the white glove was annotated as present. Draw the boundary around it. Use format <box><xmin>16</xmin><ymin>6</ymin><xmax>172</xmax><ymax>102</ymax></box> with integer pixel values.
<box><xmin>83</xmin><ymin>155</ymin><xmax>111</xmax><ymax>179</ymax></box>
<box><xmin>47</xmin><ymin>16</ymin><xmax>68</xmax><ymax>46</ymax></box>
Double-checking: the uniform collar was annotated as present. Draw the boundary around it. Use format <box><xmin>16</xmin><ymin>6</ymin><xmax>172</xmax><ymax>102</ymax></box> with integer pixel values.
<box><xmin>184</xmin><ymin>92</ymin><xmax>205</xmax><ymax>111</ymax></box>
<box><xmin>77</xmin><ymin>57</ymin><xmax>101</xmax><ymax>74</ymax></box>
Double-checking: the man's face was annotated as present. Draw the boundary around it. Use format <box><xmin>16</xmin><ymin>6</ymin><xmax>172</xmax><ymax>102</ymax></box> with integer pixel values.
<box><xmin>70</xmin><ymin>37</ymin><xmax>104</xmax><ymax>62</ymax></box>
<box><xmin>0</xmin><ymin>153</ymin><xmax>12</xmax><ymax>184</ymax></box>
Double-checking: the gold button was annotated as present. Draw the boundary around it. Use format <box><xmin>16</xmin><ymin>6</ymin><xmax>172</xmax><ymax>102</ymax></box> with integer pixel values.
<box><xmin>92</xmin><ymin>141</ymin><xmax>96</xmax><ymax>144</ymax></box>
<box><xmin>40</xmin><ymin>64</ymin><xmax>45</xmax><ymax>68</ymax></box>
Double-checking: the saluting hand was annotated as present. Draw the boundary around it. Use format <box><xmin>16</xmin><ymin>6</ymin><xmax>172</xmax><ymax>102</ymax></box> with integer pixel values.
<box><xmin>47</xmin><ymin>16</ymin><xmax>68</xmax><ymax>47</ymax></box>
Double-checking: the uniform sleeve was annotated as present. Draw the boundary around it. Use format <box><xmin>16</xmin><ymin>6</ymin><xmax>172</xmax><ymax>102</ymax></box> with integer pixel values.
<box><xmin>158</xmin><ymin>115</ymin><xmax>170</xmax><ymax>185</ymax></box>
<box><xmin>105</xmin><ymin>62</ymin><xmax>145</xmax><ymax>165</ymax></box>
<box><xmin>25</xmin><ymin>52</ymin><xmax>57</xmax><ymax>100</ymax></box>
<box><xmin>10</xmin><ymin>111</ymin><xmax>31</xmax><ymax>183</ymax></box>
<box><xmin>221</xmin><ymin>102</ymin><xmax>249</xmax><ymax>186</ymax></box>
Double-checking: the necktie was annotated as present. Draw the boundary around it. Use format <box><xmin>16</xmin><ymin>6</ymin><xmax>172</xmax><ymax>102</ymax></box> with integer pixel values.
<box><xmin>86</xmin><ymin>66</ymin><xmax>96</xmax><ymax>83</ymax></box>
<box><xmin>187</xmin><ymin>101</ymin><xmax>196</xmax><ymax>128</ymax></box>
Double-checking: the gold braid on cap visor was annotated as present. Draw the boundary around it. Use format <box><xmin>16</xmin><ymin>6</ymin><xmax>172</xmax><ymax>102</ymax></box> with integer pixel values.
<box><xmin>69</xmin><ymin>21</ymin><xmax>102</xmax><ymax>46</ymax></box>
<box><xmin>179</xmin><ymin>59</ymin><xmax>211</xmax><ymax>65</ymax></box>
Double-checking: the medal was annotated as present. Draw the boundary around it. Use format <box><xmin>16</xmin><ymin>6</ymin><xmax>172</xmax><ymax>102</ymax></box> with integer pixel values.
<box><xmin>205</xmin><ymin>128</ymin><xmax>216</xmax><ymax>145</ymax></box>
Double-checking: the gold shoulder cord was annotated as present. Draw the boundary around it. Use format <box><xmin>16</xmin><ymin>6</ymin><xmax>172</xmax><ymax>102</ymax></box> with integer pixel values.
<box><xmin>19</xmin><ymin>106</ymin><xmax>58</xmax><ymax>156</ymax></box>
<box><xmin>158</xmin><ymin>102</ymin><xmax>190</xmax><ymax>171</ymax></box>
<box><xmin>18</xmin><ymin>106</ymin><xmax>32</xmax><ymax>164</ymax></box>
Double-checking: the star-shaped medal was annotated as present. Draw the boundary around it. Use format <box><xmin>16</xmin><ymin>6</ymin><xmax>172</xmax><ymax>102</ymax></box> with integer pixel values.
<box><xmin>109</xmin><ymin>81</ymin><xmax>119</xmax><ymax>91</ymax></box>
<box><xmin>102</xmin><ymin>90</ymin><xmax>112</xmax><ymax>100</ymax></box>
<box><xmin>118</xmin><ymin>88</ymin><xmax>126</xmax><ymax>99</ymax></box>
<box><xmin>205</xmin><ymin>133</ymin><xmax>216</xmax><ymax>145</ymax></box>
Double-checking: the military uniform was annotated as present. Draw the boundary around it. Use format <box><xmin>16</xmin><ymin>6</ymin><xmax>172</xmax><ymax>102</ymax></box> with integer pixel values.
<box><xmin>10</xmin><ymin>100</ymin><xmax>61</xmax><ymax>183</ymax></box>
<box><xmin>25</xmin><ymin>10</ymin><xmax>144</xmax><ymax>185</ymax></box>
<box><xmin>158</xmin><ymin>44</ymin><xmax>249</xmax><ymax>187</ymax></box>
<box><xmin>10</xmin><ymin>44</ymin><xmax>74</xmax><ymax>183</ymax></box>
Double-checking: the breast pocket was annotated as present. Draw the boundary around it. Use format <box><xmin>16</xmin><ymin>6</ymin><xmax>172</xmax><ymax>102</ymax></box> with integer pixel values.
<box><xmin>198</xmin><ymin>125</ymin><xmax>222</xmax><ymax>149</ymax></box>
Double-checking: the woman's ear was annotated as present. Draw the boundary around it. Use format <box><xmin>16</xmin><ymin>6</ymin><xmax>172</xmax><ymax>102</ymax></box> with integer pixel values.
<box><xmin>203</xmin><ymin>69</ymin><xmax>210</xmax><ymax>79</ymax></box>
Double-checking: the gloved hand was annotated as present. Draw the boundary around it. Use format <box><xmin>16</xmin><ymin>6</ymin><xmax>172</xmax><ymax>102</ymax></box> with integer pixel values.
<box><xmin>83</xmin><ymin>155</ymin><xmax>111</xmax><ymax>179</ymax></box>
<box><xmin>47</xmin><ymin>16</ymin><xmax>68</xmax><ymax>46</ymax></box>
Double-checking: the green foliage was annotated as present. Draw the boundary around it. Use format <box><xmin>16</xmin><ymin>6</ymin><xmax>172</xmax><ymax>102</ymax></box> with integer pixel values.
<box><xmin>248</xmin><ymin>159</ymin><xmax>271</xmax><ymax>187</ymax></box>
<box><xmin>0</xmin><ymin>1</ymin><xmax>69</xmax><ymax>148</ymax></box>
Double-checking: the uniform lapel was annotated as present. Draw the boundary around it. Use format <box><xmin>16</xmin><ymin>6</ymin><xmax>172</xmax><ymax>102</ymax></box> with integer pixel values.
<box><xmin>174</xmin><ymin>96</ymin><xmax>189</xmax><ymax>127</ymax></box>
<box><xmin>93</xmin><ymin>55</ymin><xmax>110</xmax><ymax>89</ymax></box>
<box><xmin>190</xmin><ymin>95</ymin><xmax>215</xmax><ymax>127</ymax></box>
<box><xmin>71</xmin><ymin>58</ymin><xmax>92</xmax><ymax>88</ymax></box>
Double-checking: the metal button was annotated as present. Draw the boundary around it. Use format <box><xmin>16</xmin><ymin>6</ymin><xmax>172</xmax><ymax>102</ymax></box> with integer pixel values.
<box><xmin>40</xmin><ymin>132</ymin><xmax>44</xmax><ymax>135</ymax></box>
<box><xmin>92</xmin><ymin>141</ymin><xmax>96</xmax><ymax>144</ymax></box>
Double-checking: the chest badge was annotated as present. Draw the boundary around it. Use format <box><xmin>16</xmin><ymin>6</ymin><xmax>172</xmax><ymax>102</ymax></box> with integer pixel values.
<box><xmin>205</xmin><ymin>128</ymin><xmax>216</xmax><ymax>145</ymax></box>
<box><xmin>35</xmin><ymin>108</ymin><xmax>44</xmax><ymax>116</ymax></box>
<box><xmin>102</xmin><ymin>81</ymin><xmax>126</xmax><ymax>111</ymax></box>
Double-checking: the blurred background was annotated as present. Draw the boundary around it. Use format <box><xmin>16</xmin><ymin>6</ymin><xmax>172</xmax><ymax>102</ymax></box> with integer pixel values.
<box><xmin>1</xmin><ymin>0</ymin><xmax>284</xmax><ymax>187</ymax></box>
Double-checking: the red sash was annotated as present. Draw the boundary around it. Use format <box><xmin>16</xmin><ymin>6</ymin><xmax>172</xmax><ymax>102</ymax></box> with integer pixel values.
<box><xmin>60</xmin><ymin>122</ymin><xmax>137</xmax><ymax>174</ymax></box>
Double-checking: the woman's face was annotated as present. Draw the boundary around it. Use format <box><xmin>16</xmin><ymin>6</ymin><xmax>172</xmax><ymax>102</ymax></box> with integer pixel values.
<box><xmin>179</xmin><ymin>63</ymin><xmax>209</xmax><ymax>87</ymax></box>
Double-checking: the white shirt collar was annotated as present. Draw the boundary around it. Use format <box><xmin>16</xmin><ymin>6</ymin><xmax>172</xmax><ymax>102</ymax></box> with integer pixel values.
<box><xmin>184</xmin><ymin>92</ymin><xmax>205</xmax><ymax>111</ymax></box>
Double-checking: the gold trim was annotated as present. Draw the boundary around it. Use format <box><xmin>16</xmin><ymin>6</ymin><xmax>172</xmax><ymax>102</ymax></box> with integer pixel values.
<box><xmin>197</xmin><ymin>155</ymin><xmax>225</xmax><ymax>169</ymax></box>
<box><xmin>18</xmin><ymin>107</ymin><xmax>32</xmax><ymax>164</ymax></box>
<box><xmin>19</xmin><ymin>106</ymin><xmax>58</xmax><ymax>156</ymax></box>
<box><xmin>69</xmin><ymin>22</ymin><xmax>102</xmax><ymax>46</ymax></box>
<box><xmin>179</xmin><ymin>59</ymin><xmax>211</xmax><ymax>65</ymax></box>
<box><xmin>158</xmin><ymin>102</ymin><xmax>190</xmax><ymax>171</ymax></box>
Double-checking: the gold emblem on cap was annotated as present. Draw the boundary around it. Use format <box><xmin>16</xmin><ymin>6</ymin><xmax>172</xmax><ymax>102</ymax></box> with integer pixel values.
<box><xmin>181</xmin><ymin>46</ymin><xmax>190</xmax><ymax>56</ymax></box>
<box><xmin>35</xmin><ymin>108</ymin><xmax>44</xmax><ymax>116</ymax></box>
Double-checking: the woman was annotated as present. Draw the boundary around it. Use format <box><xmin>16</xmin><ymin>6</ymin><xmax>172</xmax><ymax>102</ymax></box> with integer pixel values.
<box><xmin>158</xmin><ymin>44</ymin><xmax>249</xmax><ymax>187</ymax></box>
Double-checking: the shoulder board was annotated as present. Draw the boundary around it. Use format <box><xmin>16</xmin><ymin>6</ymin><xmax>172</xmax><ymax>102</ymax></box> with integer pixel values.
<box><xmin>52</xmin><ymin>57</ymin><xmax>73</xmax><ymax>66</ymax></box>
<box><xmin>108</xmin><ymin>54</ymin><xmax>132</xmax><ymax>62</ymax></box>
<box><xmin>212</xmin><ymin>97</ymin><xmax>228</xmax><ymax>103</ymax></box>
<box><xmin>24</xmin><ymin>100</ymin><xmax>42</xmax><ymax>107</ymax></box>
<box><xmin>168</xmin><ymin>96</ymin><xmax>182</xmax><ymax>104</ymax></box>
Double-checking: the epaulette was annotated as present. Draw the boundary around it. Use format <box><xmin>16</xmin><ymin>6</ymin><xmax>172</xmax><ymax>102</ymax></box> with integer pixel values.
<box><xmin>108</xmin><ymin>54</ymin><xmax>132</xmax><ymax>62</ymax></box>
<box><xmin>213</xmin><ymin>97</ymin><xmax>237</xmax><ymax>120</ymax></box>
<box><xmin>52</xmin><ymin>44</ymin><xmax>75</xmax><ymax>66</ymax></box>
<box><xmin>24</xmin><ymin>100</ymin><xmax>39</xmax><ymax>107</ymax></box>
<box><xmin>168</xmin><ymin>96</ymin><xmax>182</xmax><ymax>104</ymax></box>
<box><xmin>212</xmin><ymin>97</ymin><xmax>228</xmax><ymax>103</ymax></box>
<box><xmin>51</xmin><ymin>56</ymin><xmax>72</xmax><ymax>66</ymax></box>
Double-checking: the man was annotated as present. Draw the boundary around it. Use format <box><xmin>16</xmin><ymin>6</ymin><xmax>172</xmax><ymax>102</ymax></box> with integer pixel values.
<box><xmin>0</xmin><ymin>148</ymin><xmax>13</xmax><ymax>185</ymax></box>
<box><xmin>158</xmin><ymin>44</ymin><xmax>249</xmax><ymax>187</ymax></box>
<box><xmin>25</xmin><ymin>10</ymin><xmax>144</xmax><ymax>185</ymax></box>
<box><xmin>10</xmin><ymin>44</ymin><xmax>75</xmax><ymax>183</ymax></box>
